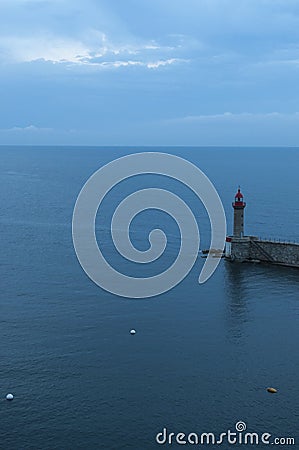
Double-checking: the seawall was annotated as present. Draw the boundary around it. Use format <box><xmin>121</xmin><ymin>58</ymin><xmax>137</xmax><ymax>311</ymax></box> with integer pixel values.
<box><xmin>226</xmin><ymin>237</ymin><xmax>299</xmax><ymax>268</ymax></box>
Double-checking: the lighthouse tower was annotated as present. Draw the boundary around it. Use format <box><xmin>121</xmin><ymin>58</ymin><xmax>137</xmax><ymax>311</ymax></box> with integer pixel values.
<box><xmin>233</xmin><ymin>187</ymin><xmax>246</xmax><ymax>237</ymax></box>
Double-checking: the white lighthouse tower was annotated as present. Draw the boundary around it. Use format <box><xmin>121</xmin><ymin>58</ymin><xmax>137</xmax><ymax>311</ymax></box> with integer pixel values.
<box><xmin>232</xmin><ymin>187</ymin><xmax>246</xmax><ymax>238</ymax></box>
<box><xmin>225</xmin><ymin>187</ymin><xmax>246</xmax><ymax>258</ymax></box>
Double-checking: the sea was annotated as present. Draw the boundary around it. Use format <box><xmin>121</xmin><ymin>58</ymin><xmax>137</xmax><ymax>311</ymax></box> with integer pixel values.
<box><xmin>0</xmin><ymin>146</ymin><xmax>298</xmax><ymax>449</ymax></box>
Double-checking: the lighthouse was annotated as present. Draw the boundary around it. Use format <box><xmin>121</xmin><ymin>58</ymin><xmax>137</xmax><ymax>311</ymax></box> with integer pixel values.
<box><xmin>225</xmin><ymin>188</ymin><xmax>299</xmax><ymax>266</ymax></box>
<box><xmin>232</xmin><ymin>187</ymin><xmax>246</xmax><ymax>237</ymax></box>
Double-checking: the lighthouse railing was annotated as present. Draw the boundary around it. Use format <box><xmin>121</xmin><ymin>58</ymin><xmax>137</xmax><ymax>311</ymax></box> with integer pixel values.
<box><xmin>257</xmin><ymin>237</ymin><xmax>299</xmax><ymax>245</ymax></box>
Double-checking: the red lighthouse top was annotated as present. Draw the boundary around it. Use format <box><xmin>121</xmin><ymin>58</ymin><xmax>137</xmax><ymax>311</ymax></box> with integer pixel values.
<box><xmin>233</xmin><ymin>187</ymin><xmax>246</xmax><ymax>208</ymax></box>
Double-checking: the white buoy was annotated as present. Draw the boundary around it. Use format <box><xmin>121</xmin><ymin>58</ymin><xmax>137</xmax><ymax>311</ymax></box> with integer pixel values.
<box><xmin>6</xmin><ymin>393</ymin><xmax>14</xmax><ymax>401</ymax></box>
<box><xmin>130</xmin><ymin>329</ymin><xmax>136</xmax><ymax>335</ymax></box>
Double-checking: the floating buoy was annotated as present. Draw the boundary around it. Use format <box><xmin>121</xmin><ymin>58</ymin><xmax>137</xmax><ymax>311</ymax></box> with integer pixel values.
<box><xmin>267</xmin><ymin>387</ymin><xmax>277</xmax><ymax>394</ymax></box>
<box><xmin>6</xmin><ymin>393</ymin><xmax>14</xmax><ymax>401</ymax></box>
<box><xmin>130</xmin><ymin>329</ymin><xmax>136</xmax><ymax>335</ymax></box>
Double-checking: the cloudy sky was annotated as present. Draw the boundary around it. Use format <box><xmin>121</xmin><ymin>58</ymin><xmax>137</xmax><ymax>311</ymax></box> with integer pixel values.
<box><xmin>0</xmin><ymin>0</ymin><xmax>299</xmax><ymax>145</ymax></box>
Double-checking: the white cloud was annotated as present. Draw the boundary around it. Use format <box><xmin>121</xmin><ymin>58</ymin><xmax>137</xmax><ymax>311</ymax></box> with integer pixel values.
<box><xmin>146</xmin><ymin>58</ymin><xmax>184</xmax><ymax>68</ymax></box>
<box><xmin>75</xmin><ymin>57</ymin><xmax>187</xmax><ymax>70</ymax></box>
<box><xmin>0</xmin><ymin>31</ymin><xmax>188</xmax><ymax>70</ymax></box>
<box><xmin>167</xmin><ymin>112</ymin><xmax>299</xmax><ymax>123</ymax></box>
<box><xmin>0</xmin><ymin>35</ymin><xmax>90</xmax><ymax>63</ymax></box>
<box><xmin>1</xmin><ymin>124</ymin><xmax>53</xmax><ymax>132</ymax></box>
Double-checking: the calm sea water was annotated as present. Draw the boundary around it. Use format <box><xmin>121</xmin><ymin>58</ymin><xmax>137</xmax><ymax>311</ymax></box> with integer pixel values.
<box><xmin>0</xmin><ymin>146</ymin><xmax>298</xmax><ymax>449</ymax></box>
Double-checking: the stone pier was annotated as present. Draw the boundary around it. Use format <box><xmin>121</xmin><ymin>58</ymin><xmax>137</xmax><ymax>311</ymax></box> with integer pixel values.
<box><xmin>225</xmin><ymin>188</ymin><xmax>299</xmax><ymax>268</ymax></box>
<box><xmin>226</xmin><ymin>236</ymin><xmax>299</xmax><ymax>268</ymax></box>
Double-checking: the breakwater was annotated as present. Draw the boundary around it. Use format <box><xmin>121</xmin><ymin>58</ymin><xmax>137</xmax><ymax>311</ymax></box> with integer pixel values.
<box><xmin>226</xmin><ymin>236</ymin><xmax>299</xmax><ymax>268</ymax></box>
<box><xmin>225</xmin><ymin>188</ymin><xmax>299</xmax><ymax>268</ymax></box>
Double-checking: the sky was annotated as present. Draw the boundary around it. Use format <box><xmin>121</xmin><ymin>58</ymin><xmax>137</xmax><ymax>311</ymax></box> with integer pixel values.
<box><xmin>0</xmin><ymin>0</ymin><xmax>299</xmax><ymax>146</ymax></box>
